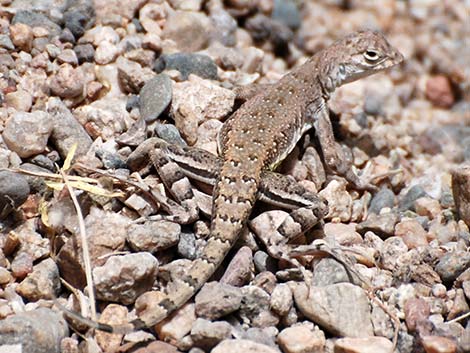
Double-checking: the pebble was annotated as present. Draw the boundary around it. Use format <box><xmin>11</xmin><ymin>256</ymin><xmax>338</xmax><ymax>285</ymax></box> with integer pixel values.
<box><xmin>415</xmin><ymin>197</ymin><xmax>442</xmax><ymax>219</ymax></box>
<box><xmin>435</xmin><ymin>251</ymin><xmax>470</xmax><ymax>283</ymax></box>
<box><xmin>220</xmin><ymin>246</ymin><xmax>254</xmax><ymax>287</ymax></box>
<box><xmin>10</xmin><ymin>252</ymin><xmax>33</xmax><ymax>280</ymax></box>
<box><xmin>63</xmin><ymin>0</ymin><xmax>96</xmax><ymax>39</ymax></box>
<box><xmin>294</xmin><ymin>283</ymin><xmax>374</xmax><ymax>337</ymax></box>
<box><xmin>73</xmin><ymin>43</ymin><xmax>95</xmax><ymax>63</ymax></box>
<box><xmin>155</xmin><ymin>53</ymin><xmax>218</xmax><ymax>81</ymax></box>
<box><xmin>117</xmin><ymin>56</ymin><xmax>155</xmax><ymax>94</ymax></box>
<box><xmin>447</xmin><ymin>288</ymin><xmax>469</xmax><ymax>321</ymax></box>
<box><xmin>47</xmin><ymin>97</ymin><xmax>93</xmax><ymax>158</ymax></box>
<box><xmin>16</xmin><ymin>258</ymin><xmax>61</xmax><ymax>301</ymax></box>
<box><xmin>240</xmin><ymin>285</ymin><xmax>278</xmax><ymax>327</ymax></box>
<box><xmin>272</xmin><ymin>0</ymin><xmax>301</xmax><ymax>30</ymax></box>
<box><xmin>421</xmin><ymin>335</ymin><xmax>457</xmax><ymax>353</ymax></box>
<box><xmin>357</xmin><ymin>212</ymin><xmax>398</xmax><ymax>238</ymax></box>
<box><xmin>155</xmin><ymin>303</ymin><xmax>196</xmax><ymax>344</ymax></box>
<box><xmin>395</xmin><ymin>219</ymin><xmax>429</xmax><ymax>248</ymax></box>
<box><xmin>334</xmin><ymin>337</ymin><xmax>394</xmax><ymax>353</ymax></box>
<box><xmin>425</xmin><ymin>76</ymin><xmax>455</xmax><ymax>108</ymax></box>
<box><xmin>190</xmin><ymin>318</ymin><xmax>232</xmax><ymax>351</ymax></box>
<box><xmin>404</xmin><ymin>297</ymin><xmax>430</xmax><ymax>333</ymax></box>
<box><xmin>155</xmin><ymin>123</ymin><xmax>187</xmax><ymax>146</ymax></box>
<box><xmin>127</xmin><ymin>220</ymin><xmax>181</xmax><ymax>253</ymax></box>
<box><xmin>0</xmin><ymin>308</ymin><xmax>68</xmax><ymax>353</ymax></box>
<box><xmin>162</xmin><ymin>11</ymin><xmax>211</xmax><ymax>52</ymax></box>
<box><xmin>319</xmin><ymin>180</ymin><xmax>352</xmax><ymax>222</ymax></box>
<box><xmin>93</xmin><ymin>252</ymin><xmax>158</xmax><ymax>305</ymax></box>
<box><xmin>171</xmin><ymin>76</ymin><xmax>235</xmax><ymax>144</ymax></box>
<box><xmin>195</xmin><ymin>282</ymin><xmax>243</xmax><ymax>320</ymax></box>
<box><xmin>2</xmin><ymin>111</ymin><xmax>53</xmax><ymax>158</ymax></box>
<box><xmin>4</xmin><ymin>89</ymin><xmax>32</xmax><ymax>111</ymax></box>
<box><xmin>379</xmin><ymin>236</ymin><xmax>409</xmax><ymax>271</ymax></box>
<box><xmin>9</xmin><ymin>23</ymin><xmax>33</xmax><ymax>52</ymax></box>
<box><xmin>369</xmin><ymin>187</ymin><xmax>395</xmax><ymax>214</ymax></box>
<box><xmin>94</xmin><ymin>304</ymin><xmax>128</xmax><ymax>352</ymax></box>
<box><xmin>57</xmin><ymin>49</ymin><xmax>79</xmax><ymax>66</ymax></box>
<box><xmin>212</xmin><ymin>339</ymin><xmax>279</xmax><ymax>353</ymax></box>
<box><xmin>399</xmin><ymin>185</ymin><xmax>428</xmax><ymax>211</ymax></box>
<box><xmin>269</xmin><ymin>283</ymin><xmax>293</xmax><ymax>317</ymax></box>
<box><xmin>451</xmin><ymin>165</ymin><xmax>470</xmax><ymax>227</ymax></box>
<box><xmin>0</xmin><ymin>170</ymin><xmax>30</xmax><ymax>215</ymax></box>
<box><xmin>277</xmin><ymin>323</ymin><xmax>325</xmax><ymax>353</ymax></box>
<box><xmin>56</xmin><ymin>207</ymin><xmax>128</xmax><ymax>288</ymax></box>
<box><xmin>312</xmin><ymin>258</ymin><xmax>351</xmax><ymax>287</ymax></box>
<box><xmin>0</xmin><ymin>34</ymin><xmax>14</xmax><ymax>50</ymax></box>
<box><xmin>95</xmin><ymin>41</ymin><xmax>120</xmax><ymax>64</ymax></box>
<box><xmin>139</xmin><ymin>74</ymin><xmax>173</xmax><ymax>123</ymax></box>
<box><xmin>49</xmin><ymin>64</ymin><xmax>85</xmax><ymax>98</ymax></box>
<box><xmin>12</xmin><ymin>10</ymin><xmax>61</xmax><ymax>37</ymax></box>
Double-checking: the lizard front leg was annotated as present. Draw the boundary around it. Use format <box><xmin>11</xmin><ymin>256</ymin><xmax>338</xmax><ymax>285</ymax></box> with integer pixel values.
<box><xmin>312</xmin><ymin>105</ymin><xmax>378</xmax><ymax>192</ymax></box>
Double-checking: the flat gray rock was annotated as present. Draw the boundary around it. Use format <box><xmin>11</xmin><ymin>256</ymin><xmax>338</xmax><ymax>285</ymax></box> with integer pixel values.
<box><xmin>294</xmin><ymin>282</ymin><xmax>374</xmax><ymax>338</ymax></box>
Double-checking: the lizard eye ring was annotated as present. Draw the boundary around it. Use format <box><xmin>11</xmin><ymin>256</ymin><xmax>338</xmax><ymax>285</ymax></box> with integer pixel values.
<box><xmin>364</xmin><ymin>49</ymin><xmax>380</xmax><ymax>62</ymax></box>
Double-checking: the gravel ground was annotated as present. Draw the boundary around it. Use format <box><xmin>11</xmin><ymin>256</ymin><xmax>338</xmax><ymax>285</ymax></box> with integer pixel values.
<box><xmin>0</xmin><ymin>1</ymin><xmax>469</xmax><ymax>353</ymax></box>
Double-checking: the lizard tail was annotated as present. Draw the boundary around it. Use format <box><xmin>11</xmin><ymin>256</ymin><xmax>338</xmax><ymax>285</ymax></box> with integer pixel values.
<box><xmin>147</xmin><ymin>163</ymin><xmax>261</xmax><ymax>323</ymax></box>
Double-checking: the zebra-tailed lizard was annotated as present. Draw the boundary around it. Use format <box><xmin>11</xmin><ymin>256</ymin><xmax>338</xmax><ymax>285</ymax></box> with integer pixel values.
<box><xmin>64</xmin><ymin>30</ymin><xmax>403</xmax><ymax>333</ymax></box>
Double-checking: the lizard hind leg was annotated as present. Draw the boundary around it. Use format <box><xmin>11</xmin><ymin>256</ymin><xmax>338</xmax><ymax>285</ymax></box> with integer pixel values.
<box><xmin>257</xmin><ymin>171</ymin><xmax>328</xmax><ymax>294</ymax></box>
<box><xmin>149</xmin><ymin>147</ymin><xmax>199</xmax><ymax>224</ymax></box>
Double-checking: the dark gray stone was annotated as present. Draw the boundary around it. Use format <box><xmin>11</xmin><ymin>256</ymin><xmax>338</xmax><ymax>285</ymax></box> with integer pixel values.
<box><xmin>12</xmin><ymin>10</ymin><xmax>61</xmax><ymax>37</ymax></box>
<box><xmin>73</xmin><ymin>43</ymin><xmax>94</xmax><ymax>63</ymax></box>
<box><xmin>0</xmin><ymin>34</ymin><xmax>14</xmax><ymax>50</ymax></box>
<box><xmin>139</xmin><ymin>73</ymin><xmax>172</xmax><ymax>122</ymax></box>
<box><xmin>399</xmin><ymin>185</ymin><xmax>427</xmax><ymax>211</ymax></box>
<box><xmin>272</xmin><ymin>0</ymin><xmax>301</xmax><ymax>30</ymax></box>
<box><xmin>435</xmin><ymin>251</ymin><xmax>470</xmax><ymax>283</ymax></box>
<box><xmin>154</xmin><ymin>53</ymin><xmax>218</xmax><ymax>81</ymax></box>
<box><xmin>46</xmin><ymin>97</ymin><xmax>92</xmax><ymax>159</ymax></box>
<box><xmin>0</xmin><ymin>307</ymin><xmax>68</xmax><ymax>353</ymax></box>
<box><xmin>95</xmin><ymin>150</ymin><xmax>127</xmax><ymax>170</ymax></box>
<box><xmin>0</xmin><ymin>171</ymin><xmax>30</xmax><ymax>218</ymax></box>
<box><xmin>155</xmin><ymin>123</ymin><xmax>187</xmax><ymax>146</ymax></box>
<box><xmin>63</xmin><ymin>0</ymin><xmax>95</xmax><ymax>38</ymax></box>
<box><xmin>369</xmin><ymin>188</ymin><xmax>395</xmax><ymax>214</ymax></box>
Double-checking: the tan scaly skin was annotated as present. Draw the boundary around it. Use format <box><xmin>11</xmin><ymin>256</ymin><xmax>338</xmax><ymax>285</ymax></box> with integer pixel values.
<box><xmin>63</xmin><ymin>30</ymin><xmax>404</xmax><ymax>334</ymax></box>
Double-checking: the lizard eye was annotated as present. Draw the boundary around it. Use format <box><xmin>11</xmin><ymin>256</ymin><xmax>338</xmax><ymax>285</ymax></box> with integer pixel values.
<box><xmin>364</xmin><ymin>49</ymin><xmax>380</xmax><ymax>62</ymax></box>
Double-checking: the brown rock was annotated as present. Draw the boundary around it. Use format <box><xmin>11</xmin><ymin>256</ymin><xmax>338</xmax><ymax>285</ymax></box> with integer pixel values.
<box><xmin>421</xmin><ymin>335</ymin><xmax>457</xmax><ymax>353</ymax></box>
<box><xmin>220</xmin><ymin>246</ymin><xmax>254</xmax><ymax>286</ymax></box>
<box><xmin>212</xmin><ymin>339</ymin><xmax>279</xmax><ymax>353</ymax></box>
<box><xmin>334</xmin><ymin>337</ymin><xmax>394</xmax><ymax>353</ymax></box>
<box><xmin>425</xmin><ymin>76</ymin><xmax>455</xmax><ymax>108</ymax></box>
<box><xmin>95</xmin><ymin>304</ymin><xmax>128</xmax><ymax>352</ymax></box>
<box><xmin>9</xmin><ymin>23</ymin><xmax>33</xmax><ymax>52</ymax></box>
<box><xmin>49</xmin><ymin>64</ymin><xmax>85</xmax><ymax>98</ymax></box>
<box><xmin>16</xmin><ymin>258</ymin><xmax>61</xmax><ymax>301</ymax></box>
<box><xmin>452</xmin><ymin>165</ymin><xmax>470</xmax><ymax>227</ymax></box>
<box><xmin>162</xmin><ymin>11</ymin><xmax>211</xmax><ymax>52</ymax></box>
<box><xmin>395</xmin><ymin>219</ymin><xmax>429</xmax><ymax>248</ymax></box>
<box><xmin>2</xmin><ymin>111</ymin><xmax>53</xmax><ymax>158</ymax></box>
<box><xmin>93</xmin><ymin>252</ymin><xmax>158</xmax><ymax>304</ymax></box>
<box><xmin>278</xmin><ymin>324</ymin><xmax>325</xmax><ymax>353</ymax></box>
<box><xmin>415</xmin><ymin>197</ymin><xmax>442</xmax><ymax>219</ymax></box>
<box><xmin>404</xmin><ymin>297</ymin><xmax>430</xmax><ymax>333</ymax></box>
<box><xmin>294</xmin><ymin>283</ymin><xmax>374</xmax><ymax>337</ymax></box>
<box><xmin>0</xmin><ymin>308</ymin><xmax>68</xmax><ymax>353</ymax></box>
<box><xmin>134</xmin><ymin>340</ymin><xmax>182</xmax><ymax>353</ymax></box>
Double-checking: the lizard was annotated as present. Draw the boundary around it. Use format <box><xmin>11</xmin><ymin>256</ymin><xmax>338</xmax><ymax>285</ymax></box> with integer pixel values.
<box><xmin>63</xmin><ymin>30</ymin><xmax>403</xmax><ymax>333</ymax></box>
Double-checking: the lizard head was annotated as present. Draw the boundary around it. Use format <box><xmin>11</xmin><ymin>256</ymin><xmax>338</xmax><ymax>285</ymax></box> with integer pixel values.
<box><xmin>320</xmin><ymin>30</ymin><xmax>404</xmax><ymax>91</ymax></box>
